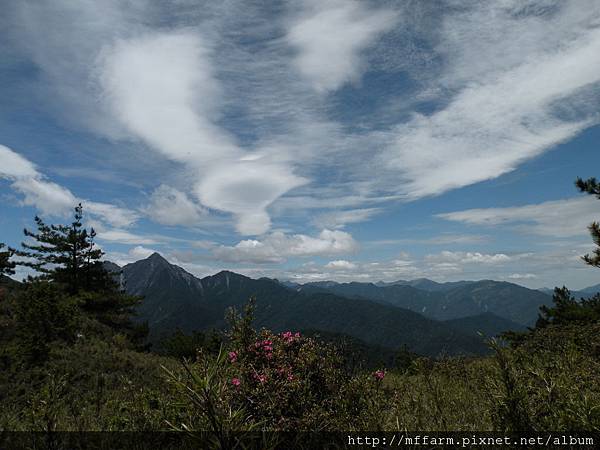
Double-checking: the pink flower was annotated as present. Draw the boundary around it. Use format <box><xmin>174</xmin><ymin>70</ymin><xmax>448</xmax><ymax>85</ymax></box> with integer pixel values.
<box><xmin>231</xmin><ymin>378</ymin><xmax>241</xmax><ymax>387</ymax></box>
<box><xmin>255</xmin><ymin>339</ymin><xmax>273</xmax><ymax>349</ymax></box>
<box><xmin>253</xmin><ymin>373</ymin><xmax>267</xmax><ymax>384</ymax></box>
<box><xmin>373</xmin><ymin>370</ymin><xmax>385</xmax><ymax>381</ymax></box>
<box><xmin>228</xmin><ymin>351</ymin><xmax>238</xmax><ymax>363</ymax></box>
<box><xmin>287</xmin><ymin>374</ymin><xmax>294</xmax><ymax>381</ymax></box>
<box><xmin>281</xmin><ymin>331</ymin><xmax>300</xmax><ymax>343</ymax></box>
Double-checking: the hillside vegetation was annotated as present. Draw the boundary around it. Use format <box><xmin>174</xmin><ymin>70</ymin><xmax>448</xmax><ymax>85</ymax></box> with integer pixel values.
<box><xmin>113</xmin><ymin>253</ymin><xmax>546</xmax><ymax>356</ymax></box>
<box><xmin>1</xmin><ymin>175</ymin><xmax>600</xmax><ymax>446</ymax></box>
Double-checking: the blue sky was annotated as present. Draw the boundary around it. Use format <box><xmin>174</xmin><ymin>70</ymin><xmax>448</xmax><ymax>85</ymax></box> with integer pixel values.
<box><xmin>1</xmin><ymin>0</ymin><xmax>600</xmax><ymax>289</ymax></box>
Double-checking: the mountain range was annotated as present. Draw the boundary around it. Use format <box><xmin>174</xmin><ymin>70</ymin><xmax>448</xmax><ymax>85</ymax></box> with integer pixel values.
<box><xmin>538</xmin><ymin>283</ymin><xmax>600</xmax><ymax>299</ymax></box>
<box><xmin>102</xmin><ymin>253</ymin><xmax>569</xmax><ymax>357</ymax></box>
<box><xmin>298</xmin><ymin>279</ymin><xmax>553</xmax><ymax>326</ymax></box>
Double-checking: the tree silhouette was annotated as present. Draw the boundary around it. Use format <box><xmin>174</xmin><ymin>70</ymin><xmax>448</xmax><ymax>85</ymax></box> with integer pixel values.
<box><xmin>535</xmin><ymin>177</ymin><xmax>600</xmax><ymax>328</ymax></box>
<box><xmin>15</xmin><ymin>204</ymin><xmax>145</xmax><ymax>341</ymax></box>
<box><xmin>576</xmin><ymin>177</ymin><xmax>600</xmax><ymax>267</ymax></box>
<box><xmin>0</xmin><ymin>243</ymin><xmax>15</xmax><ymax>277</ymax></box>
<box><xmin>16</xmin><ymin>203</ymin><xmax>109</xmax><ymax>294</ymax></box>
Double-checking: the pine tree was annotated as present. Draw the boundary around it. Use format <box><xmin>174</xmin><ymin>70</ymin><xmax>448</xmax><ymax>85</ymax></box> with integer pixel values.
<box><xmin>533</xmin><ymin>177</ymin><xmax>600</xmax><ymax>329</ymax></box>
<box><xmin>576</xmin><ymin>177</ymin><xmax>600</xmax><ymax>267</ymax></box>
<box><xmin>14</xmin><ymin>282</ymin><xmax>78</xmax><ymax>363</ymax></box>
<box><xmin>0</xmin><ymin>243</ymin><xmax>16</xmax><ymax>277</ymax></box>
<box><xmin>17</xmin><ymin>203</ymin><xmax>109</xmax><ymax>294</ymax></box>
<box><xmin>537</xmin><ymin>286</ymin><xmax>600</xmax><ymax>327</ymax></box>
<box><xmin>16</xmin><ymin>204</ymin><xmax>146</xmax><ymax>340</ymax></box>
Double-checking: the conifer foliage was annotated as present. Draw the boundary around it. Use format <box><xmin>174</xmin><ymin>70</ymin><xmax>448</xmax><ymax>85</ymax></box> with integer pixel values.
<box><xmin>17</xmin><ymin>204</ymin><xmax>107</xmax><ymax>294</ymax></box>
<box><xmin>576</xmin><ymin>177</ymin><xmax>600</xmax><ymax>267</ymax></box>
<box><xmin>534</xmin><ymin>176</ymin><xmax>600</xmax><ymax>328</ymax></box>
<box><xmin>14</xmin><ymin>204</ymin><xmax>144</xmax><ymax>339</ymax></box>
<box><xmin>0</xmin><ymin>243</ymin><xmax>15</xmax><ymax>276</ymax></box>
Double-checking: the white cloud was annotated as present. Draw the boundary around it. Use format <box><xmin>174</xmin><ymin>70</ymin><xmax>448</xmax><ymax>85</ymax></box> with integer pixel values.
<box><xmin>5</xmin><ymin>0</ymin><xmax>600</xmax><ymax>272</ymax></box>
<box><xmin>142</xmin><ymin>184</ymin><xmax>205</xmax><ymax>227</ymax></box>
<box><xmin>104</xmin><ymin>244</ymin><xmax>158</xmax><ymax>267</ymax></box>
<box><xmin>508</xmin><ymin>273</ymin><xmax>537</xmax><ymax>280</ymax></box>
<box><xmin>99</xmin><ymin>31</ymin><xmax>239</xmax><ymax>166</ymax></box>
<box><xmin>195</xmin><ymin>161</ymin><xmax>307</xmax><ymax>235</ymax></box>
<box><xmin>313</xmin><ymin>208</ymin><xmax>381</xmax><ymax>229</ymax></box>
<box><xmin>0</xmin><ymin>144</ymin><xmax>75</xmax><ymax>216</ymax></box>
<box><xmin>1</xmin><ymin>144</ymin><xmax>139</xmax><ymax>226</ymax></box>
<box><xmin>85</xmin><ymin>201</ymin><xmax>139</xmax><ymax>228</ymax></box>
<box><xmin>7</xmin><ymin>0</ymin><xmax>148</xmax><ymax>138</ymax></box>
<box><xmin>100</xmin><ymin>31</ymin><xmax>307</xmax><ymax>235</ymax></box>
<box><xmin>212</xmin><ymin>229</ymin><xmax>358</xmax><ymax>264</ymax></box>
<box><xmin>381</xmin><ymin>1</ymin><xmax>600</xmax><ymax>198</ymax></box>
<box><xmin>96</xmin><ymin>229</ymin><xmax>157</xmax><ymax>245</ymax></box>
<box><xmin>11</xmin><ymin>178</ymin><xmax>76</xmax><ymax>217</ymax></box>
<box><xmin>426</xmin><ymin>251</ymin><xmax>512</xmax><ymax>265</ymax></box>
<box><xmin>325</xmin><ymin>260</ymin><xmax>357</xmax><ymax>270</ymax></box>
<box><xmin>128</xmin><ymin>245</ymin><xmax>156</xmax><ymax>260</ymax></box>
<box><xmin>287</xmin><ymin>0</ymin><xmax>397</xmax><ymax>92</ymax></box>
<box><xmin>366</xmin><ymin>234</ymin><xmax>490</xmax><ymax>247</ymax></box>
<box><xmin>0</xmin><ymin>144</ymin><xmax>39</xmax><ymax>178</ymax></box>
<box><xmin>438</xmin><ymin>196</ymin><xmax>600</xmax><ymax>238</ymax></box>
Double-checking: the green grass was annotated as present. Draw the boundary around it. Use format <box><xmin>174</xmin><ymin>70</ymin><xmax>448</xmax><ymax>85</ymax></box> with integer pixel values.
<box><xmin>1</xmin><ymin>291</ymin><xmax>599</xmax><ymax>433</ymax></box>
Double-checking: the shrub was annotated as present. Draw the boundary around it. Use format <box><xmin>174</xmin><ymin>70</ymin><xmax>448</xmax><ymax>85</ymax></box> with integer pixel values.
<box><xmin>164</xmin><ymin>300</ymin><xmax>388</xmax><ymax>436</ymax></box>
<box><xmin>14</xmin><ymin>282</ymin><xmax>78</xmax><ymax>364</ymax></box>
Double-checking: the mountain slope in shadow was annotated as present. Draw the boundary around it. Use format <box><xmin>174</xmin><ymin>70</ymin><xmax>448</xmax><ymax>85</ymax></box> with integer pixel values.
<box><xmin>116</xmin><ymin>253</ymin><xmax>489</xmax><ymax>357</ymax></box>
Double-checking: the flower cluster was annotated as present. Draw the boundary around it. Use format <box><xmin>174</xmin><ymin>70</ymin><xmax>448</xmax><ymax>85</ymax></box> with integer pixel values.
<box><xmin>280</xmin><ymin>331</ymin><xmax>301</xmax><ymax>344</ymax></box>
<box><xmin>219</xmin><ymin>326</ymin><xmax>382</xmax><ymax>430</ymax></box>
<box><xmin>253</xmin><ymin>372</ymin><xmax>267</xmax><ymax>384</ymax></box>
<box><xmin>253</xmin><ymin>339</ymin><xmax>274</xmax><ymax>359</ymax></box>
<box><xmin>373</xmin><ymin>369</ymin><xmax>385</xmax><ymax>381</ymax></box>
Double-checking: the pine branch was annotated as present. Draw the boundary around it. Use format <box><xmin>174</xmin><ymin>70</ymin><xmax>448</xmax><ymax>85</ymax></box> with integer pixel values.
<box><xmin>575</xmin><ymin>177</ymin><xmax>600</xmax><ymax>197</ymax></box>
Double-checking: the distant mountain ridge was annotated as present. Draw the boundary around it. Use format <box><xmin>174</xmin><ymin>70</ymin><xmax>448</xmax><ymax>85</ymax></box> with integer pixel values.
<box><xmin>538</xmin><ymin>283</ymin><xmax>600</xmax><ymax>299</ymax></box>
<box><xmin>298</xmin><ymin>279</ymin><xmax>553</xmax><ymax>326</ymax></box>
<box><xmin>110</xmin><ymin>253</ymin><xmax>498</xmax><ymax>357</ymax></box>
<box><xmin>580</xmin><ymin>283</ymin><xmax>600</xmax><ymax>295</ymax></box>
<box><xmin>375</xmin><ymin>278</ymin><xmax>474</xmax><ymax>292</ymax></box>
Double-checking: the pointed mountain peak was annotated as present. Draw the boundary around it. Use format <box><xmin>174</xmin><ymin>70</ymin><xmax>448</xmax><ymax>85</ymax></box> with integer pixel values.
<box><xmin>210</xmin><ymin>270</ymin><xmax>250</xmax><ymax>281</ymax></box>
<box><xmin>125</xmin><ymin>251</ymin><xmax>173</xmax><ymax>272</ymax></box>
<box><xmin>146</xmin><ymin>252</ymin><xmax>169</xmax><ymax>264</ymax></box>
<box><xmin>102</xmin><ymin>260</ymin><xmax>122</xmax><ymax>273</ymax></box>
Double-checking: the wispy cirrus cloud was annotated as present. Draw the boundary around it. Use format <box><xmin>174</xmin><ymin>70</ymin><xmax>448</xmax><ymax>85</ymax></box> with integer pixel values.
<box><xmin>312</xmin><ymin>208</ymin><xmax>382</xmax><ymax>229</ymax></box>
<box><xmin>100</xmin><ymin>31</ymin><xmax>307</xmax><ymax>235</ymax></box>
<box><xmin>381</xmin><ymin>1</ymin><xmax>600</xmax><ymax>199</ymax></box>
<box><xmin>9</xmin><ymin>0</ymin><xmax>600</xmax><ymax>234</ymax></box>
<box><xmin>95</xmin><ymin>229</ymin><xmax>159</xmax><ymax>246</ymax></box>
<box><xmin>0</xmin><ymin>144</ymin><xmax>139</xmax><ymax>227</ymax></box>
<box><xmin>3</xmin><ymin>0</ymin><xmax>600</xmax><ymax>290</ymax></box>
<box><xmin>438</xmin><ymin>196</ymin><xmax>600</xmax><ymax>238</ymax></box>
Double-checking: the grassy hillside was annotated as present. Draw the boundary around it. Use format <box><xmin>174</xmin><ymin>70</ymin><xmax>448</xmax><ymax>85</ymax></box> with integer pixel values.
<box><xmin>2</xmin><ymin>286</ymin><xmax>599</xmax><ymax>438</ymax></box>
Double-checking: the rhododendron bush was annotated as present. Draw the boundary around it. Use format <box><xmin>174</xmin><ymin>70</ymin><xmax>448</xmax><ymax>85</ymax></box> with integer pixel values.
<box><xmin>164</xmin><ymin>299</ymin><xmax>386</xmax><ymax>435</ymax></box>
